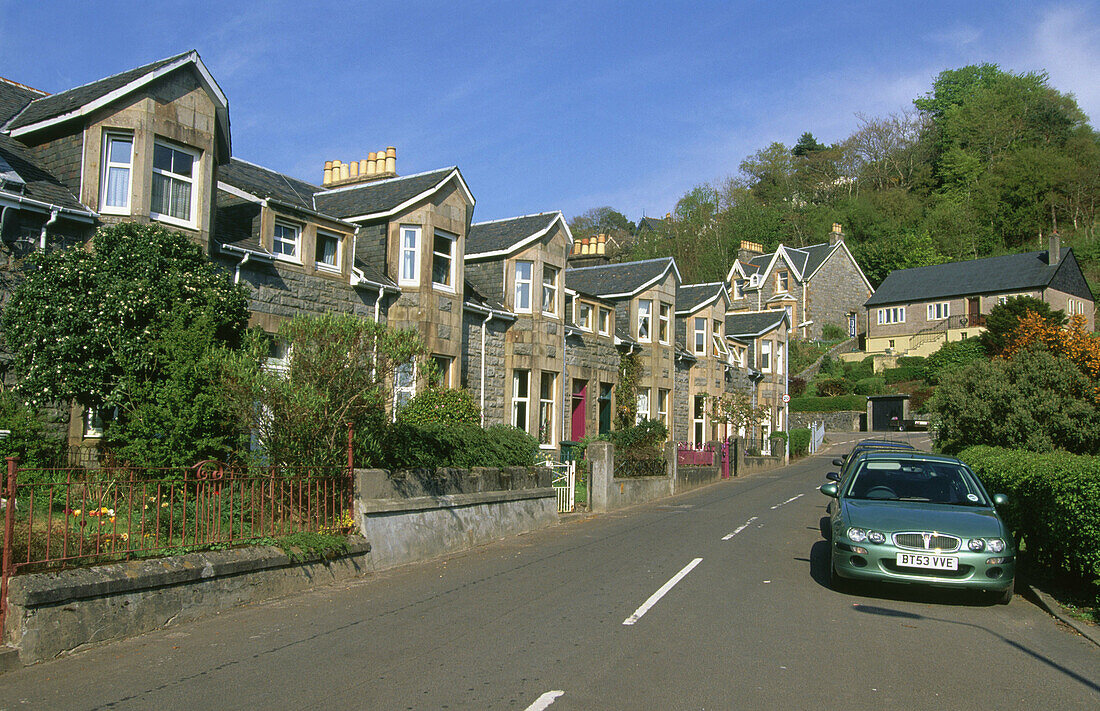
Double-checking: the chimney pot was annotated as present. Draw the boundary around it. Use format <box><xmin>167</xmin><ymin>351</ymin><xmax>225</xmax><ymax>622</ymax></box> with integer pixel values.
<box><xmin>829</xmin><ymin>223</ymin><xmax>843</xmax><ymax>245</ymax></box>
<box><xmin>385</xmin><ymin>146</ymin><xmax>396</xmax><ymax>175</ymax></box>
<box><xmin>323</xmin><ymin>161</ymin><xmax>333</xmax><ymax>185</ymax></box>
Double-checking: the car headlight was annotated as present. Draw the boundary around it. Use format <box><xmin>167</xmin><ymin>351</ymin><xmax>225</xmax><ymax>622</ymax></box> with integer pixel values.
<box><xmin>968</xmin><ymin>539</ymin><xmax>985</xmax><ymax>552</ymax></box>
<box><xmin>847</xmin><ymin>527</ymin><xmax>867</xmax><ymax>543</ymax></box>
<box><xmin>867</xmin><ymin>530</ymin><xmax>886</xmax><ymax>544</ymax></box>
<box><xmin>987</xmin><ymin>538</ymin><xmax>1006</xmax><ymax>553</ymax></box>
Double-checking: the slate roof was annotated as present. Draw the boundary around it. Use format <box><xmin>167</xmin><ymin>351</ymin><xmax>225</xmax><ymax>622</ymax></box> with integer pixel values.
<box><xmin>314</xmin><ymin>167</ymin><xmax>459</xmax><ymax>219</ymax></box>
<box><xmin>636</xmin><ymin>216</ymin><xmax>671</xmax><ymax>235</ymax></box>
<box><xmin>4</xmin><ymin>51</ymin><xmax>192</xmax><ymax>131</ymax></box>
<box><xmin>0</xmin><ymin>78</ymin><xmax>45</xmax><ymax>126</ymax></box>
<box><xmin>676</xmin><ymin>283</ymin><xmax>726</xmax><ymax>313</ymax></box>
<box><xmin>219</xmin><ymin>158</ymin><xmax>321</xmax><ymax>212</ymax></box>
<box><xmin>467</xmin><ymin>212</ymin><xmax>560</xmax><ymax>256</ymax></box>
<box><xmin>740</xmin><ymin>242</ymin><xmax>837</xmax><ymax>280</ymax></box>
<box><xmin>726</xmin><ymin>310</ymin><xmax>788</xmax><ymax>338</ymax></box>
<box><xmin>865</xmin><ymin>250</ymin><xmax>1064</xmax><ymax>306</ymax></box>
<box><xmin>464</xmin><ymin>279</ymin><xmax>513</xmax><ymax>316</ymax></box>
<box><xmin>0</xmin><ymin>133</ymin><xmax>89</xmax><ymax>212</ymax></box>
<box><xmin>213</xmin><ymin>190</ymin><xmax>268</xmax><ymax>255</ymax></box>
<box><xmin>354</xmin><ymin>258</ymin><xmax>397</xmax><ymax>289</ymax></box>
<box><xmin>565</xmin><ymin>257</ymin><xmax>679</xmax><ymax>298</ymax></box>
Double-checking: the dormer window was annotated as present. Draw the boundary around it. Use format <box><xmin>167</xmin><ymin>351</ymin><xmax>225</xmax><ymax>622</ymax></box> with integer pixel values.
<box><xmin>100</xmin><ymin>133</ymin><xmax>132</xmax><ymax>213</ymax></box>
<box><xmin>637</xmin><ymin>299</ymin><xmax>652</xmax><ymax>342</ymax></box>
<box><xmin>273</xmin><ymin>221</ymin><xmax>301</xmax><ymax>262</ymax></box>
<box><xmin>577</xmin><ymin>302</ymin><xmax>592</xmax><ymax>331</ymax></box>
<box><xmin>732</xmin><ymin>279</ymin><xmax>743</xmax><ymax>300</ymax></box>
<box><xmin>150</xmin><ymin>140</ymin><xmax>197</xmax><ymax>227</ymax></box>
<box><xmin>315</xmin><ymin>230</ymin><xmax>341</xmax><ymax>272</ymax></box>
<box><xmin>542</xmin><ymin>266</ymin><xmax>559</xmax><ymax>316</ymax></box>
<box><xmin>659</xmin><ymin>303</ymin><xmax>671</xmax><ymax>344</ymax></box>
<box><xmin>694</xmin><ymin>317</ymin><xmax>707</xmax><ymax>354</ymax></box>
<box><xmin>431</xmin><ymin>230</ymin><xmax>456</xmax><ymax>290</ymax></box>
<box><xmin>776</xmin><ymin>271</ymin><xmax>789</xmax><ymax>292</ymax></box>
<box><xmin>399</xmin><ymin>225</ymin><xmax>421</xmax><ymax>285</ymax></box>
<box><xmin>598</xmin><ymin>307</ymin><xmax>611</xmax><ymax>336</ymax></box>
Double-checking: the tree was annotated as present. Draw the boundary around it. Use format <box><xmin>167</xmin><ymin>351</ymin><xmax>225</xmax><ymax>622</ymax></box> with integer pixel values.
<box><xmin>1</xmin><ymin>222</ymin><xmax>250</xmax><ymax>465</ymax></box>
<box><xmin>569</xmin><ymin>207</ymin><xmax>635</xmax><ymax>242</ymax></box>
<box><xmin>710</xmin><ymin>392</ymin><xmax>767</xmax><ymax>437</ymax></box>
<box><xmin>1001</xmin><ymin>311</ymin><xmax>1100</xmax><ymax>384</ymax></box>
<box><xmin>979</xmin><ymin>297</ymin><xmax>1066</xmax><ymax>357</ymax></box>
<box><xmin>849</xmin><ymin>231</ymin><xmax>947</xmax><ymax>288</ymax></box>
<box><xmin>220</xmin><ymin>314</ymin><xmax>425</xmax><ymax>468</ymax></box>
<box><xmin>792</xmin><ymin>132</ymin><xmax>826</xmax><ymax>157</ymax></box>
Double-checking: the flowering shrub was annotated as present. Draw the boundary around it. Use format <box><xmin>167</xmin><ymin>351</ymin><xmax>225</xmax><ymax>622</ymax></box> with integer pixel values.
<box><xmin>395</xmin><ymin>387</ymin><xmax>480</xmax><ymax>427</ymax></box>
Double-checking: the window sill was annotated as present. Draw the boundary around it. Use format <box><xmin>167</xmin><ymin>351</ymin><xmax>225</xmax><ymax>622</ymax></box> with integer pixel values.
<box><xmin>314</xmin><ymin>263</ymin><xmax>342</xmax><ymax>275</ymax></box>
<box><xmin>432</xmin><ymin>284</ymin><xmax>457</xmax><ymax>294</ymax></box>
<box><xmin>99</xmin><ymin>205</ymin><xmax>131</xmax><ymax>217</ymax></box>
<box><xmin>151</xmin><ymin>212</ymin><xmax>198</xmax><ymax>231</ymax></box>
<box><xmin>275</xmin><ymin>254</ymin><xmax>303</xmax><ymax>266</ymax></box>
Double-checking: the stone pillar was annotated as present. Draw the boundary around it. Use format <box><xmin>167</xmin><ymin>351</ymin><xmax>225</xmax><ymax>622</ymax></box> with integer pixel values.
<box><xmin>587</xmin><ymin>441</ymin><xmax>614</xmax><ymax>512</ymax></box>
<box><xmin>667</xmin><ymin>440</ymin><xmax>680</xmax><ymax>495</ymax></box>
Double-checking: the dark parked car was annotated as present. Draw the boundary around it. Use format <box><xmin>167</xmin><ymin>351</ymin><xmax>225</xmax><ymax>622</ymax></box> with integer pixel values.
<box><xmin>819</xmin><ymin>451</ymin><xmax>1015</xmax><ymax>604</ymax></box>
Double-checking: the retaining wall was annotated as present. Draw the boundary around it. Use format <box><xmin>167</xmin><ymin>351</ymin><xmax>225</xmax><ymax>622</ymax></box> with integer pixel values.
<box><xmin>789</xmin><ymin>410</ymin><xmax>863</xmax><ymax>431</ymax></box>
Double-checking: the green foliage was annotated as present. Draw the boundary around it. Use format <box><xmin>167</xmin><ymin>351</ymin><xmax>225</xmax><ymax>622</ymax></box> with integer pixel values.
<box><xmin>924</xmin><ymin>337</ymin><xmax>987</xmax><ymax>385</ymax></box>
<box><xmin>820</xmin><ymin>323</ymin><xmax>848</xmax><ymax>341</ymax></box>
<box><xmin>614</xmin><ymin>350</ymin><xmax>643</xmax><ymax>429</ymax></box>
<box><xmin>395</xmin><ymin>387</ymin><xmax>480</xmax><ymax>427</ymax></box>
<box><xmin>980</xmin><ymin>296</ymin><xmax>1066</xmax><ymax>357</ymax></box>
<box><xmin>897</xmin><ymin>356</ymin><xmax>927</xmax><ymax>367</ymax></box>
<box><xmin>959</xmin><ymin>446</ymin><xmax>1100</xmax><ymax>604</ymax></box>
<box><xmin>931</xmin><ymin>348</ymin><xmax>1100</xmax><ymax>455</ymax></box>
<box><xmin>605</xmin><ymin>420</ymin><xmax>668</xmax><ymax>457</ymax></box>
<box><xmin>814</xmin><ymin>377</ymin><xmax>852</xmax><ymax>396</ymax></box>
<box><xmin>789</xmin><ymin>395</ymin><xmax>866</xmax><ymax>412</ymax></box>
<box><xmin>789</xmin><ymin>339</ymin><xmax>829</xmax><ymax>376</ymax></box>
<box><xmin>850</xmin><ymin>232</ymin><xmax>948</xmax><ymax>288</ymax></box>
<box><xmin>221</xmin><ymin>314</ymin><xmax>425</xmax><ymax>467</ymax></box>
<box><xmin>883</xmin><ymin>366</ymin><xmax>923</xmax><ymax>384</ymax></box>
<box><xmin>788</xmin><ymin>428</ymin><xmax>812</xmax><ymax>457</ymax></box>
<box><xmin>0</xmin><ymin>392</ymin><xmax>64</xmax><ymax>467</ymax></box>
<box><xmin>788</xmin><ymin>377</ymin><xmax>807</xmax><ymax>397</ymax></box>
<box><xmin>381</xmin><ymin>423</ymin><xmax>537</xmax><ymax>470</ymax></box>
<box><xmin>853</xmin><ymin>377</ymin><xmax>886</xmax><ymax>395</ymax></box>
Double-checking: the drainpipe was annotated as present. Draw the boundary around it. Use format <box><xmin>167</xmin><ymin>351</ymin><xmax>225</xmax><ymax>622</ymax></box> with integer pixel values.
<box><xmin>801</xmin><ymin>287</ymin><xmax>807</xmax><ymax>338</ymax></box>
<box><xmin>233</xmin><ymin>251</ymin><xmax>251</xmax><ymax>284</ymax></box>
<box><xmin>784</xmin><ymin>332</ymin><xmax>790</xmax><ymax>460</ymax></box>
<box><xmin>39</xmin><ymin>208</ymin><xmax>60</xmax><ymax>250</ymax></box>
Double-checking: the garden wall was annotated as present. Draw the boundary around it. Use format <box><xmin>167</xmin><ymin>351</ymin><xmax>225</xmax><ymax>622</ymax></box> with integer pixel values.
<box><xmin>789</xmin><ymin>410</ymin><xmax>863</xmax><ymax>431</ymax></box>
<box><xmin>587</xmin><ymin>442</ymin><xmax>727</xmax><ymax>512</ymax></box>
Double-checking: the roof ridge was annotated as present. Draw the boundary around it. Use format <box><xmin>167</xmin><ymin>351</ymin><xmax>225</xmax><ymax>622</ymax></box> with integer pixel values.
<box><xmin>0</xmin><ymin>77</ymin><xmax>48</xmax><ymax>96</ymax></box>
<box><xmin>34</xmin><ymin>50</ymin><xmax>193</xmax><ymax>102</ymax></box>
<box><xmin>471</xmin><ymin>210</ymin><xmax>559</xmax><ymax>226</ymax></box>
<box><xmin>680</xmin><ymin>281</ymin><xmax>725</xmax><ymax>288</ymax></box>
<box><xmin>566</xmin><ymin>256</ymin><xmax>672</xmax><ymax>272</ymax></box>
<box><xmin>314</xmin><ymin>165</ymin><xmax>457</xmax><ymax>195</ymax></box>
<box><xmin>229</xmin><ymin>156</ymin><xmax>321</xmax><ymax>186</ymax></box>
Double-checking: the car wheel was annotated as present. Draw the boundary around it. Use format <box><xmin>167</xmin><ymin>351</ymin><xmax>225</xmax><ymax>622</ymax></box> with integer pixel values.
<box><xmin>829</xmin><ymin>557</ymin><xmax>849</xmax><ymax>592</ymax></box>
<box><xmin>819</xmin><ymin>516</ymin><xmax>831</xmax><ymax>540</ymax></box>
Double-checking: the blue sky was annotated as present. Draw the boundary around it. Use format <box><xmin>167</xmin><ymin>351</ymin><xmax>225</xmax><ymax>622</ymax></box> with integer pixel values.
<box><xmin>3</xmin><ymin>1</ymin><xmax>1098</xmax><ymax>223</ymax></box>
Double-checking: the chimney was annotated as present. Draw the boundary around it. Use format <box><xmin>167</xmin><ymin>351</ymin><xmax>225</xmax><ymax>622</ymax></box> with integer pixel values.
<box><xmin>1049</xmin><ymin>232</ymin><xmax>1061</xmax><ymax>265</ymax></box>
<box><xmin>737</xmin><ymin>239</ymin><xmax>763</xmax><ymax>263</ymax></box>
<box><xmin>829</xmin><ymin>223</ymin><xmax>843</xmax><ymax>246</ymax></box>
<box><xmin>321</xmin><ymin>147</ymin><xmax>398</xmax><ymax>187</ymax></box>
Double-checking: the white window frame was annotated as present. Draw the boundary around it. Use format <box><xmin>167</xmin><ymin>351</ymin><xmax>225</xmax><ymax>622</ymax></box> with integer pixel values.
<box><xmin>515</xmin><ymin>261</ymin><xmax>533</xmax><ymax>313</ymax></box>
<box><xmin>512</xmin><ymin>369</ymin><xmax>530</xmax><ymax>432</ymax></box>
<box><xmin>926</xmin><ymin>302</ymin><xmax>950</xmax><ymax>320</ymax></box>
<box><xmin>431</xmin><ymin>355</ymin><xmax>453</xmax><ymax>388</ymax></box>
<box><xmin>693</xmin><ymin>394</ymin><xmax>707</xmax><ymax>444</ymax></box>
<box><xmin>538</xmin><ymin>372</ymin><xmax>556</xmax><ymax>447</ymax></box>
<box><xmin>877</xmin><ymin>307</ymin><xmax>906</xmax><ymax>325</ymax></box>
<box><xmin>273</xmin><ymin>221</ymin><xmax>302</xmax><ymax>263</ymax></box>
<box><xmin>542</xmin><ymin>266</ymin><xmax>559</xmax><ymax>316</ymax></box>
<box><xmin>100</xmin><ymin>132</ymin><xmax>133</xmax><ymax>214</ymax></box>
<box><xmin>776</xmin><ymin>341</ymin><xmax>784</xmax><ymax>375</ymax></box>
<box><xmin>712</xmin><ymin>319</ymin><xmax>724</xmax><ymax>357</ymax></box>
<box><xmin>731</xmin><ymin>344</ymin><xmax>745</xmax><ymax>368</ymax></box>
<box><xmin>761</xmin><ymin>340</ymin><xmax>772</xmax><ymax>373</ymax></box>
<box><xmin>694</xmin><ymin>317</ymin><xmax>707</xmax><ymax>355</ymax></box>
<box><xmin>393</xmin><ymin>361</ymin><xmax>416</xmax><ymax>417</ymax></box>
<box><xmin>635</xmin><ymin>388</ymin><xmax>651</xmax><ymax>424</ymax></box>
<box><xmin>431</xmin><ymin>229</ymin><xmax>457</xmax><ymax>291</ymax></box>
<box><xmin>150</xmin><ymin>139</ymin><xmax>198</xmax><ymax>229</ymax></box>
<box><xmin>399</xmin><ymin>225</ymin><xmax>421</xmax><ymax>286</ymax></box>
<box><xmin>637</xmin><ymin>299</ymin><xmax>652</xmax><ymax>343</ymax></box>
<box><xmin>732</xmin><ymin>280</ymin><xmax>743</xmax><ymax>300</ymax></box>
<box><xmin>577</xmin><ymin>302</ymin><xmax>593</xmax><ymax>331</ymax></box>
<box><xmin>314</xmin><ymin>230</ymin><xmax>342</xmax><ymax>273</ymax></box>
<box><xmin>659</xmin><ymin>303</ymin><xmax>671</xmax><ymax>344</ymax></box>
<box><xmin>598</xmin><ymin>307</ymin><xmax>611</xmax><ymax>336</ymax></box>
<box><xmin>777</xmin><ymin>271</ymin><xmax>789</xmax><ymax>292</ymax></box>
<box><xmin>658</xmin><ymin>388</ymin><xmax>669</xmax><ymax>428</ymax></box>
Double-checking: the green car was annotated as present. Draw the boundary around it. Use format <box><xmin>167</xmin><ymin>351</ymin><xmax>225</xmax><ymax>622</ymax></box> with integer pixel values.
<box><xmin>819</xmin><ymin>451</ymin><xmax>1015</xmax><ymax>604</ymax></box>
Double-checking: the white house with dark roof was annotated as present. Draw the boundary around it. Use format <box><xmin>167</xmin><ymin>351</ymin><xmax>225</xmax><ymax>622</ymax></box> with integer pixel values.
<box><xmin>727</xmin><ymin>224</ymin><xmax>872</xmax><ymax>339</ymax></box>
<box><xmin>864</xmin><ymin>234</ymin><xmax>1095</xmax><ymax>357</ymax></box>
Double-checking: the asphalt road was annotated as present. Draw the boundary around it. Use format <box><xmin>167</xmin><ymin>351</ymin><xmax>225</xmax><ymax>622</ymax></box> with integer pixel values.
<box><xmin>2</xmin><ymin>434</ymin><xmax>1098</xmax><ymax>710</ymax></box>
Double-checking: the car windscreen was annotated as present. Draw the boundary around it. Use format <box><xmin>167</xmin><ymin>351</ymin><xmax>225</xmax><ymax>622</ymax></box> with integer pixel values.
<box><xmin>844</xmin><ymin>459</ymin><xmax>989</xmax><ymax>506</ymax></box>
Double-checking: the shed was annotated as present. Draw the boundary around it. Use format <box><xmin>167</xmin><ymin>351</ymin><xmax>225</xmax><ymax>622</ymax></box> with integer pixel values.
<box><xmin>866</xmin><ymin>394</ymin><xmax>909</xmax><ymax>431</ymax></box>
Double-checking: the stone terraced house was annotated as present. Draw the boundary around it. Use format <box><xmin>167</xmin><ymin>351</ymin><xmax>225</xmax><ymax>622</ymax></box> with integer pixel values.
<box><xmin>726</xmin><ymin>224</ymin><xmax>872</xmax><ymax>340</ymax></box>
<box><xmin>725</xmin><ymin>310</ymin><xmax>791</xmax><ymax>453</ymax></box>
<box><xmin>1</xmin><ymin>50</ymin><xmax>785</xmax><ymax>453</ymax></box>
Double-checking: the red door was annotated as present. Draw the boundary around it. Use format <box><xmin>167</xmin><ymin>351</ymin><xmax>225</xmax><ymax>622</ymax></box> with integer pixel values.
<box><xmin>571</xmin><ymin>380</ymin><xmax>588</xmax><ymax>441</ymax></box>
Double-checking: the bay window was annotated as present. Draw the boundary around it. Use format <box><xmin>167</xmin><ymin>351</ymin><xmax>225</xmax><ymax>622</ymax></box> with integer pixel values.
<box><xmin>694</xmin><ymin>317</ymin><xmax>707</xmax><ymax>354</ymax></box>
<box><xmin>432</xmin><ymin>230</ymin><xmax>456</xmax><ymax>289</ymax></box>
<box><xmin>637</xmin><ymin>300</ymin><xmax>652</xmax><ymax>342</ymax></box>
<box><xmin>512</xmin><ymin>370</ymin><xmax>530</xmax><ymax>431</ymax></box>
<box><xmin>515</xmin><ymin>261</ymin><xmax>532</xmax><ymax>312</ymax></box>
<box><xmin>150</xmin><ymin>140</ymin><xmax>197</xmax><ymax>226</ymax></box>
<box><xmin>538</xmin><ymin>372</ymin><xmax>556</xmax><ymax>446</ymax></box>
<box><xmin>399</xmin><ymin>225</ymin><xmax>421</xmax><ymax>285</ymax></box>
<box><xmin>542</xmin><ymin>266</ymin><xmax>559</xmax><ymax>315</ymax></box>
<box><xmin>659</xmin><ymin>303</ymin><xmax>671</xmax><ymax>344</ymax></box>
<box><xmin>100</xmin><ymin>133</ymin><xmax>132</xmax><ymax>213</ymax></box>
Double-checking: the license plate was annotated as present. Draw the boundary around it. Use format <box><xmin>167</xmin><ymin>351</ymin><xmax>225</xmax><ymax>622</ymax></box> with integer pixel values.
<box><xmin>896</xmin><ymin>553</ymin><xmax>958</xmax><ymax>570</ymax></box>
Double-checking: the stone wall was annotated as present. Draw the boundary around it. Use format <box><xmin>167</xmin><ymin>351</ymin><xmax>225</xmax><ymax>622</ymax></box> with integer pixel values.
<box><xmin>230</xmin><ymin>258</ymin><xmax>384</xmax><ymax>325</ymax></box>
<box><xmin>806</xmin><ymin>244</ymin><xmax>872</xmax><ymax>339</ymax></box>
<box><xmin>564</xmin><ymin>332</ymin><xmax>619</xmax><ymax>439</ymax></box>
<box><xmin>673</xmin><ymin>359</ymin><xmax>690</xmax><ymax>441</ymax></box>
<box><xmin>789</xmin><ymin>410</ymin><xmax>863</xmax><ymax>431</ymax></box>
<box><xmin>461</xmin><ymin>309</ymin><xmax>509</xmax><ymax>426</ymax></box>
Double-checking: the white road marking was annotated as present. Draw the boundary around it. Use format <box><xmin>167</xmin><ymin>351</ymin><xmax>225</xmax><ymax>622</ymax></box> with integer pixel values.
<box><xmin>722</xmin><ymin>516</ymin><xmax>758</xmax><ymax>540</ymax></box>
<box><xmin>770</xmin><ymin>493</ymin><xmax>804</xmax><ymax>509</ymax></box>
<box><xmin>525</xmin><ymin>690</ymin><xmax>565</xmax><ymax>710</ymax></box>
<box><xmin>623</xmin><ymin>558</ymin><xmax>703</xmax><ymax>626</ymax></box>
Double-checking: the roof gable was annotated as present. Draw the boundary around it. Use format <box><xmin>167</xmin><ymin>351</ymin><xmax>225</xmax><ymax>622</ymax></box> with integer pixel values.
<box><xmin>565</xmin><ymin>257</ymin><xmax>681</xmax><ymax>299</ymax></box>
<box><xmin>675</xmin><ymin>282</ymin><xmax>730</xmax><ymax>314</ymax></box>
<box><xmin>0</xmin><ymin>78</ymin><xmax>46</xmax><ymax>126</ymax></box>
<box><xmin>313</xmin><ymin>167</ymin><xmax>472</xmax><ymax>221</ymax></box>
<box><xmin>725</xmin><ymin>310</ymin><xmax>790</xmax><ymax>338</ymax></box>
<box><xmin>466</xmin><ymin>211</ymin><xmax>570</xmax><ymax>259</ymax></box>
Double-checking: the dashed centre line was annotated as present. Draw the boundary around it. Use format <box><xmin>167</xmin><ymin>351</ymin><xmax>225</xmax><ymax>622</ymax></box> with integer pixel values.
<box><xmin>722</xmin><ymin>516</ymin><xmax>759</xmax><ymax>540</ymax></box>
<box><xmin>524</xmin><ymin>690</ymin><xmax>565</xmax><ymax>710</ymax></box>
<box><xmin>623</xmin><ymin>558</ymin><xmax>703</xmax><ymax>626</ymax></box>
<box><xmin>770</xmin><ymin>493</ymin><xmax>804</xmax><ymax>509</ymax></box>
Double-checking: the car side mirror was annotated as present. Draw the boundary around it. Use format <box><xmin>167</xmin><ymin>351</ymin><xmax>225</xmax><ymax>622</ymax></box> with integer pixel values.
<box><xmin>832</xmin><ymin>458</ymin><xmax>844</xmax><ymax>467</ymax></box>
<box><xmin>992</xmin><ymin>493</ymin><xmax>1009</xmax><ymax>506</ymax></box>
<box><xmin>826</xmin><ymin>472</ymin><xmax>840</xmax><ymax>482</ymax></box>
<box><xmin>819</xmin><ymin>483</ymin><xmax>838</xmax><ymax>498</ymax></box>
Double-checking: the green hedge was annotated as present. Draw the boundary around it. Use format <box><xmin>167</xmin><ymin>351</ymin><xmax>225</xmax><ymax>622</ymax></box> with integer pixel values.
<box><xmin>789</xmin><ymin>395</ymin><xmax>866</xmax><ymax>412</ymax></box>
<box><xmin>884</xmin><ymin>366</ymin><xmax>924</xmax><ymax>384</ymax></box>
<box><xmin>959</xmin><ymin>445</ymin><xmax>1100</xmax><ymax>601</ymax></box>
<box><xmin>382</xmin><ymin>423</ymin><xmax>538</xmax><ymax>469</ymax></box>
<box><xmin>896</xmin><ymin>356</ymin><xmax>926</xmax><ymax>368</ymax></box>
<box><xmin>789</xmin><ymin>428</ymin><xmax>811</xmax><ymax>457</ymax></box>
<box><xmin>853</xmin><ymin>376</ymin><xmax>886</xmax><ymax>395</ymax></box>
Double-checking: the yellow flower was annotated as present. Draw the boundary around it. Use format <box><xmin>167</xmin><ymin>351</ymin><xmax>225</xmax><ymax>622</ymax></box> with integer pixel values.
<box><xmin>72</xmin><ymin>508</ymin><xmax>82</xmax><ymax>516</ymax></box>
<box><xmin>161</xmin><ymin>502</ymin><xmax>169</xmax><ymax>508</ymax></box>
